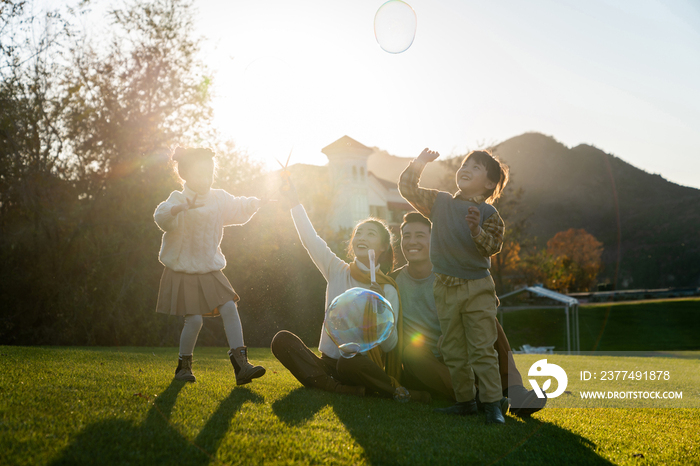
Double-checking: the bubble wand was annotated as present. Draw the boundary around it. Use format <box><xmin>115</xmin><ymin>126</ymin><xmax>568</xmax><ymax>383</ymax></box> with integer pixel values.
<box><xmin>369</xmin><ymin>249</ymin><xmax>377</xmax><ymax>283</ymax></box>
<box><xmin>369</xmin><ymin>249</ymin><xmax>378</xmax><ymax>314</ymax></box>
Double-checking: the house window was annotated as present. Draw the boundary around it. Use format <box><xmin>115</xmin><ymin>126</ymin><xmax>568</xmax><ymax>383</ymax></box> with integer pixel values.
<box><xmin>360</xmin><ymin>167</ymin><xmax>365</xmax><ymax>180</ymax></box>
<box><xmin>370</xmin><ymin>205</ymin><xmax>388</xmax><ymax>220</ymax></box>
<box><xmin>352</xmin><ymin>166</ymin><xmax>357</xmax><ymax>181</ymax></box>
<box><xmin>389</xmin><ymin>208</ymin><xmax>407</xmax><ymax>224</ymax></box>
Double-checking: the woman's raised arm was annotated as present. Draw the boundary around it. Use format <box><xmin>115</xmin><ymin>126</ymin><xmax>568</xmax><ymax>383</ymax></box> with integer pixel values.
<box><xmin>290</xmin><ymin>204</ymin><xmax>347</xmax><ymax>282</ymax></box>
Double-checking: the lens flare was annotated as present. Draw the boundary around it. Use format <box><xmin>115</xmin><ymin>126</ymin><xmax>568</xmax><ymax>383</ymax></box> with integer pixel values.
<box><xmin>410</xmin><ymin>332</ymin><xmax>425</xmax><ymax>346</ymax></box>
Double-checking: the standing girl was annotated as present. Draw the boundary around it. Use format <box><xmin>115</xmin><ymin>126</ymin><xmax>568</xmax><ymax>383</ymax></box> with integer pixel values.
<box><xmin>154</xmin><ymin>147</ymin><xmax>266</xmax><ymax>384</ymax></box>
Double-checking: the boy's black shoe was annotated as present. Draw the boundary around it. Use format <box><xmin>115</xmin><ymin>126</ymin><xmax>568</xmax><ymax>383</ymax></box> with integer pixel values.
<box><xmin>508</xmin><ymin>384</ymin><xmax>546</xmax><ymax>417</ymax></box>
<box><xmin>476</xmin><ymin>393</ymin><xmax>510</xmax><ymax>416</ymax></box>
<box><xmin>484</xmin><ymin>401</ymin><xmax>506</xmax><ymax>424</ymax></box>
<box><xmin>433</xmin><ymin>400</ymin><xmax>478</xmax><ymax>415</ymax></box>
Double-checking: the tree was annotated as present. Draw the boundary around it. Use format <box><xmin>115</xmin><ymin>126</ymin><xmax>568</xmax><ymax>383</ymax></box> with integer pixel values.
<box><xmin>0</xmin><ymin>0</ymin><xmax>261</xmax><ymax>346</ymax></box>
<box><xmin>491</xmin><ymin>185</ymin><xmax>532</xmax><ymax>293</ymax></box>
<box><xmin>518</xmin><ymin>248</ymin><xmax>567</xmax><ymax>291</ymax></box>
<box><xmin>0</xmin><ymin>0</ymin><xmax>79</xmax><ymax>344</ymax></box>
<box><xmin>546</xmin><ymin>228</ymin><xmax>603</xmax><ymax>292</ymax></box>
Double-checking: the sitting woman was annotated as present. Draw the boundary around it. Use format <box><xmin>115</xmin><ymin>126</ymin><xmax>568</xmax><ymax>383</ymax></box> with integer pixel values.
<box><xmin>271</xmin><ymin>184</ymin><xmax>430</xmax><ymax>403</ymax></box>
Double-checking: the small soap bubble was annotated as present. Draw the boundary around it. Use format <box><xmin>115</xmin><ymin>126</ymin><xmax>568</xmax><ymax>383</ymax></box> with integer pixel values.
<box><xmin>324</xmin><ymin>287</ymin><xmax>395</xmax><ymax>358</ymax></box>
<box><xmin>374</xmin><ymin>0</ymin><xmax>417</xmax><ymax>54</ymax></box>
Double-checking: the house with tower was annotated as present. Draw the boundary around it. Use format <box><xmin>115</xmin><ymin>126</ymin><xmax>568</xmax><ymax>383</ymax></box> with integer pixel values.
<box><xmin>321</xmin><ymin>136</ymin><xmax>413</xmax><ymax>230</ymax></box>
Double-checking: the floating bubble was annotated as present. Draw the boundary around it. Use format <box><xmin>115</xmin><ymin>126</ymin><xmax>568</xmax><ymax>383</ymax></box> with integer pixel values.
<box><xmin>324</xmin><ymin>287</ymin><xmax>395</xmax><ymax>358</ymax></box>
<box><xmin>374</xmin><ymin>0</ymin><xmax>417</xmax><ymax>54</ymax></box>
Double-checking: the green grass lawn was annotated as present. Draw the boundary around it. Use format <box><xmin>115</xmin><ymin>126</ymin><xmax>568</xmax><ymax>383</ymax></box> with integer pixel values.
<box><xmin>1</xmin><ymin>347</ymin><xmax>698</xmax><ymax>465</ymax></box>
<box><xmin>500</xmin><ymin>298</ymin><xmax>700</xmax><ymax>352</ymax></box>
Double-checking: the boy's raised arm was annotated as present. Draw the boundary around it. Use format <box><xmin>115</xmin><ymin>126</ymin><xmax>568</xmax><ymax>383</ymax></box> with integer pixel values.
<box><xmin>398</xmin><ymin>148</ymin><xmax>441</xmax><ymax>218</ymax></box>
<box><xmin>472</xmin><ymin>211</ymin><xmax>505</xmax><ymax>257</ymax></box>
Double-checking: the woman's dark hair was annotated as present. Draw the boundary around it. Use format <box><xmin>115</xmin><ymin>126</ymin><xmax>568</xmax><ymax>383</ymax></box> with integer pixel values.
<box><xmin>461</xmin><ymin>150</ymin><xmax>509</xmax><ymax>203</ymax></box>
<box><xmin>346</xmin><ymin>217</ymin><xmax>396</xmax><ymax>274</ymax></box>
<box><xmin>171</xmin><ymin>147</ymin><xmax>216</xmax><ymax>184</ymax></box>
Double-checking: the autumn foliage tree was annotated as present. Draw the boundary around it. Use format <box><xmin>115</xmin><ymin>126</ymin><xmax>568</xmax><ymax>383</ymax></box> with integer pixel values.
<box><xmin>546</xmin><ymin>228</ymin><xmax>603</xmax><ymax>292</ymax></box>
<box><xmin>505</xmin><ymin>228</ymin><xmax>603</xmax><ymax>293</ymax></box>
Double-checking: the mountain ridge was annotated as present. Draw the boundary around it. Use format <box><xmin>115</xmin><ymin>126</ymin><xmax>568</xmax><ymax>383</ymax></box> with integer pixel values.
<box><xmin>367</xmin><ymin>132</ymin><xmax>700</xmax><ymax>289</ymax></box>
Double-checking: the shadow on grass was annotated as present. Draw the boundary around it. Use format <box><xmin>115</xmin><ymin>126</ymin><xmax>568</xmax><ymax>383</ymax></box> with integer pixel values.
<box><xmin>271</xmin><ymin>387</ymin><xmax>330</xmax><ymax>426</ymax></box>
<box><xmin>50</xmin><ymin>380</ymin><xmax>263</xmax><ymax>466</ymax></box>
<box><xmin>273</xmin><ymin>387</ymin><xmax>614</xmax><ymax>465</ymax></box>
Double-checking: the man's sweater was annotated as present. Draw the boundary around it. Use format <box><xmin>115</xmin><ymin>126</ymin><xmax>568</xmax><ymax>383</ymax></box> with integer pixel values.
<box><xmin>393</xmin><ymin>266</ymin><xmax>441</xmax><ymax>358</ymax></box>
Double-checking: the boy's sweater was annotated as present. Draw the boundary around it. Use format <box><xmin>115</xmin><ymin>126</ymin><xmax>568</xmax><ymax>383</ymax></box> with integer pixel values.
<box><xmin>291</xmin><ymin>204</ymin><xmax>400</xmax><ymax>360</ymax></box>
<box><xmin>154</xmin><ymin>184</ymin><xmax>260</xmax><ymax>274</ymax></box>
<box><xmin>430</xmin><ymin>192</ymin><xmax>496</xmax><ymax>279</ymax></box>
<box><xmin>398</xmin><ymin>159</ymin><xmax>505</xmax><ymax>281</ymax></box>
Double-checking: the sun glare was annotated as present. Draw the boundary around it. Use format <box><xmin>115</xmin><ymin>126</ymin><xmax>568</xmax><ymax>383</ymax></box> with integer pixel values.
<box><xmin>196</xmin><ymin>0</ymin><xmax>700</xmax><ymax>189</ymax></box>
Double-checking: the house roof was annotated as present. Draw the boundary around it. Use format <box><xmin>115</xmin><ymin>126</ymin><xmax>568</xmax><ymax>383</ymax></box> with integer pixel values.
<box><xmin>499</xmin><ymin>286</ymin><xmax>578</xmax><ymax>306</ymax></box>
<box><xmin>322</xmin><ymin>135</ymin><xmax>374</xmax><ymax>158</ymax></box>
<box><xmin>387</xmin><ymin>201</ymin><xmax>412</xmax><ymax>211</ymax></box>
<box><xmin>369</xmin><ymin>172</ymin><xmax>397</xmax><ymax>189</ymax></box>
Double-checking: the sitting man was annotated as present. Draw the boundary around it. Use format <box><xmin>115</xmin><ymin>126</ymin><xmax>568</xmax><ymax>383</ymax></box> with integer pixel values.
<box><xmin>391</xmin><ymin>212</ymin><xmax>546</xmax><ymax>417</ymax></box>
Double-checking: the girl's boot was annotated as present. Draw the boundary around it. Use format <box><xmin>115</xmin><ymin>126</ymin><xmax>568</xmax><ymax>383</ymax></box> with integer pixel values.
<box><xmin>175</xmin><ymin>355</ymin><xmax>196</xmax><ymax>382</ymax></box>
<box><xmin>229</xmin><ymin>346</ymin><xmax>266</xmax><ymax>385</ymax></box>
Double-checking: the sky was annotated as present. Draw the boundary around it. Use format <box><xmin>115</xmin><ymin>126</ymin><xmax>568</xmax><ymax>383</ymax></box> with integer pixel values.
<box><xmin>189</xmin><ymin>0</ymin><xmax>700</xmax><ymax>189</ymax></box>
<box><xmin>62</xmin><ymin>0</ymin><xmax>700</xmax><ymax>189</ymax></box>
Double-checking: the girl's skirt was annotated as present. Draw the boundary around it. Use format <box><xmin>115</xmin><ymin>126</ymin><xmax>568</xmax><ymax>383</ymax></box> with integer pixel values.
<box><xmin>156</xmin><ymin>268</ymin><xmax>240</xmax><ymax>317</ymax></box>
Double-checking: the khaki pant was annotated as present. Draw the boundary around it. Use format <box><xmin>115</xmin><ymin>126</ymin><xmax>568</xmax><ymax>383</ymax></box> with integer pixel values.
<box><xmin>402</xmin><ymin>318</ymin><xmax>523</xmax><ymax>401</ymax></box>
<box><xmin>270</xmin><ymin>330</ymin><xmax>395</xmax><ymax>397</ymax></box>
<box><xmin>433</xmin><ymin>275</ymin><xmax>502</xmax><ymax>403</ymax></box>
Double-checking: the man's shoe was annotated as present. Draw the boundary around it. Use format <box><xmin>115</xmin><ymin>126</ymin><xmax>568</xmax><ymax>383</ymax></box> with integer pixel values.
<box><xmin>509</xmin><ymin>384</ymin><xmax>546</xmax><ymax>417</ymax></box>
<box><xmin>433</xmin><ymin>400</ymin><xmax>478</xmax><ymax>415</ymax></box>
<box><xmin>484</xmin><ymin>401</ymin><xmax>506</xmax><ymax>424</ymax></box>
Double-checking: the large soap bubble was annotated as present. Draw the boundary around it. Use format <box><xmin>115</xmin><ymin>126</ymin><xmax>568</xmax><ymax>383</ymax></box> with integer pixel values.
<box><xmin>374</xmin><ymin>0</ymin><xmax>417</xmax><ymax>54</ymax></box>
<box><xmin>324</xmin><ymin>287</ymin><xmax>395</xmax><ymax>358</ymax></box>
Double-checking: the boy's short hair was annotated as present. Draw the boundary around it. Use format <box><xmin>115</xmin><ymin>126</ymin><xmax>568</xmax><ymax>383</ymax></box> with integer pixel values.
<box><xmin>461</xmin><ymin>150</ymin><xmax>509</xmax><ymax>203</ymax></box>
<box><xmin>400</xmin><ymin>211</ymin><xmax>431</xmax><ymax>233</ymax></box>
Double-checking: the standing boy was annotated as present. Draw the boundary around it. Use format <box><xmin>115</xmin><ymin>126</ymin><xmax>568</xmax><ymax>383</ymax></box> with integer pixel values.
<box><xmin>393</xmin><ymin>212</ymin><xmax>546</xmax><ymax>417</ymax></box>
<box><xmin>399</xmin><ymin>148</ymin><xmax>510</xmax><ymax>424</ymax></box>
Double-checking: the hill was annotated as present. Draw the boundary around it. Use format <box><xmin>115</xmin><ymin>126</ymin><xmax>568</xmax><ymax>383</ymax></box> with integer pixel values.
<box><xmin>367</xmin><ymin>133</ymin><xmax>700</xmax><ymax>289</ymax></box>
<box><xmin>367</xmin><ymin>149</ymin><xmax>452</xmax><ymax>189</ymax></box>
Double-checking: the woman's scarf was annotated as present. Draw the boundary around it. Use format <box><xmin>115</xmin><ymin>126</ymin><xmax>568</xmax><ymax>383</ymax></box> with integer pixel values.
<box><xmin>348</xmin><ymin>262</ymin><xmax>404</xmax><ymax>387</ymax></box>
